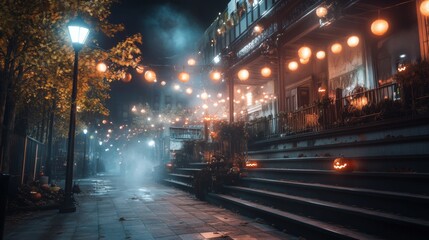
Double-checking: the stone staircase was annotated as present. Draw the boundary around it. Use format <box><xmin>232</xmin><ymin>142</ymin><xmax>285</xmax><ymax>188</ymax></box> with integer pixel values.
<box><xmin>163</xmin><ymin>117</ymin><xmax>429</xmax><ymax>239</ymax></box>
<box><xmin>207</xmin><ymin>156</ymin><xmax>429</xmax><ymax>239</ymax></box>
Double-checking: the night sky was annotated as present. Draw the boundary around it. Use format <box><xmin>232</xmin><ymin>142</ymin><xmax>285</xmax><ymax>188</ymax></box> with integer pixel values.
<box><xmin>106</xmin><ymin>0</ymin><xmax>229</xmax><ymax>121</ymax></box>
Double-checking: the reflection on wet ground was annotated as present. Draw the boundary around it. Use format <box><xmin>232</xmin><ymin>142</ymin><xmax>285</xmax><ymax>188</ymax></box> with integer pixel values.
<box><xmin>4</xmin><ymin>174</ymin><xmax>297</xmax><ymax>240</ymax></box>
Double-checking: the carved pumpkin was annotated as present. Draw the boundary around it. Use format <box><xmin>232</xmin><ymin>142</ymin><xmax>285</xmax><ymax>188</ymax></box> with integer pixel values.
<box><xmin>333</xmin><ymin>157</ymin><xmax>354</xmax><ymax>172</ymax></box>
<box><xmin>31</xmin><ymin>191</ymin><xmax>42</xmax><ymax>200</ymax></box>
<box><xmin>245</xmin><ymin>161</ymin><xmax>258</xmax><ymax>168</ymax></box>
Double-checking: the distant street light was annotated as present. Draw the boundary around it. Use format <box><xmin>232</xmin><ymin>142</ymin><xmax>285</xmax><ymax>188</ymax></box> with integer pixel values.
<box><xmin>60</xmin><ymin>17</ymin><xmax>90</xmax><ymax>213</ymax></box>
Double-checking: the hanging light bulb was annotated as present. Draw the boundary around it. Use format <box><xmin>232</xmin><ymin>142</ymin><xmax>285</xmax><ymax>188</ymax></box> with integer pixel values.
<box><xmin>261</xmin><ymin>67</ymin><xmax>271</xmax><ymax>77</ymax></box>
<box><xmin>331</xmin><ymin>43</ymin><xmax>342</xmax><ymax>54</ymax></box>
<box><xmin>201</xmin><ymin>91</ymin><xmax>208</xmax><ymax>100</ymax></box>
<box><xmin>144</xmin><ymin>70</ymin><xmax>156</xmax><ymax>82</ymax></box>
<box><xmin>187</xmin><ymin>58</ymin><xmax>196</xmax><ymax>66</ymax></box>
<box><xmin>122</xmin><ymin>73</ymin><xmax>132</xmax><ymax>83</ymax></box>
<box><xmin>420</xmin><ymin>0</ymin><xmax>429</xmax><ymax>16</ymax></box>
<box><xmin>316</xmin><ymin>6</ymin><xmax>328</xmax><ymax>18</ymax></box>
<box><xmin>316</xmin><ymin>51</ymin><xmax>326</xmax><ymax>60</ymax></box>
<box><xmin>136</xmin><ymin>65</ymin><xmax>144</xmax><ymax>74</ymax></box>
<box><xmin>185</xmin><ymin>87</ymin><xmax>193</xmax><ymax>94</ymax></box>
<box><xmin>96</xmin><ymin>62</ymin><xmax>107</xmax><ymax>73</ymax></box>
<box><xmin>210</xmin><ymin>70</ymin><xmax>221</xmax><ymax>81</ymax></box>
<box><xmin>237</xmin><ymin>69</ymin><xmax>249</xmax><ymax>81</ymax></box>
<box><xmin>371</xmin><ymin>19</ymin><xmax>389</xmax><ymax>36</ymax></box>
<box><xmin>178</xmin><ymin>71</ymin><xmax>190</xmax><ymax>83</ymax></box>
<box><xmin>347</xmin><ymin>35</ymin><xmax>360</xmax><ymax>47</ymax></box>
<box><xmin>288</xmin><ymin>61</ymin><xmax>298</xmax><ymax>71</ymax></box>
<box><xmin>298</xmin><ymin>46</ymin><xmax>312</xmax><ymax>60</ymax></box>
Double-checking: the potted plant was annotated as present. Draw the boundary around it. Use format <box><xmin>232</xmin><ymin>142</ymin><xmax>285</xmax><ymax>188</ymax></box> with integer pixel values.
<box><xmin>394</xmin><ymin>60</ymin><xmax>429</xmax><ymax>114</ymax></box>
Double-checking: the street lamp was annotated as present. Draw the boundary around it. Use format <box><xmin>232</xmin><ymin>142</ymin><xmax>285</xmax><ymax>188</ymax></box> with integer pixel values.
<box><xmin>60</xmin><ymin>17</ymin><xmax>90</xmax><ymax>213</ymax></box>
<box><xmin>82</xmin><ymin>129</ymin><xmax>88</xmax><ymax>178</ymax></box>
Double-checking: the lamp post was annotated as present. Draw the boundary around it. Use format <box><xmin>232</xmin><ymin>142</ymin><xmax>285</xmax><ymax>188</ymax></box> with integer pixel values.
<box><xmin>60</xmin><ymin>17</ymin><xmax>90</xmax><ymax>213</ymax></box>
<box><xmin>82</xmin><ymin>129</ymin><xmax>88</xmax><ymax>178</ymax></box>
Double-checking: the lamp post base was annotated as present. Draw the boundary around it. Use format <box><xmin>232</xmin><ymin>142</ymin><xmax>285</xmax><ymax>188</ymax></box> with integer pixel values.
<box><xmin>59</xmin><ymin>197</ymin><xmax>76</xmax><ymax>213</ymax></box>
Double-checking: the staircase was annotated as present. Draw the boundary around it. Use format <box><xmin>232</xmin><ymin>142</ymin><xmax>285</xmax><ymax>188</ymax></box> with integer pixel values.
<box><xmin>206</xmin><ymin>156</ymin><xmax>429</xmax><ymax>239</ymax></box>
<box><xmin>162</xmin><ymin>118</ymin><xmax>429</xmax><ymax>239</ymax></box>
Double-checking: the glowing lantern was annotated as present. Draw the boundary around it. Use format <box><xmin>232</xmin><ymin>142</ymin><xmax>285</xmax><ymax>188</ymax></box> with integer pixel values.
<box><xmin>201</xmin><ymin>91</ymin><xmax>208</xmax><ymax>100</ymax></box>
<box><xmin>260</xmin><ymin>67</ymin><xmax>271</xmax><ymax>77</ymax></box>
<box><xmin>420</xmin><ymin>0</ymin><xmax>429</xmax><ymax>16</ymax></box>
<box><xmin>96</xmin><ymin>62</ymin><xmax>107</xmax><ymax>73</ymax></box>
<box><xmin>347</xmin><ymin>35</ymin><xmax>360</xmax><ymax>47</ymax></box>
<box><xmin>331</xmin><ymin>43</ymin><xmax>342</xmax><ymax>54</ymax></box>
<box><xmin>298</xmin><ymin>46</ymin><xmax>312</xmax><ymax>60</ymax></box>
<box><xmin>187</xmin><ymin>58</ymin><xmax>196</xmax><ymax>66</ymax></box>
<box><xmin>288</xmin><ymin>61</ymin><xmax>298</xmax><ymax>71</ymax></box>
<box><xmin>333</xmin><ymin>158</ymin><xmax>354</xmax><ymax>172</ymax></box>
<box><xmin>237</xmin><ymin>69</ymin><xmax>249</xmax><ymax>81</ymax></box>
<box><xmin>136</xmin><ymin>65</ymin><xmax>144</xmax><ymax>74</ymax></box>
<box><xmin>186</xmin><ymin>87</ymin><xmax>193</xmax><ymax>94</ymax></box>
<box><xmin>122</xmin><ymin>73</ymin><xmax>132</xmax><ymax>83</ymax></box>
<box><xmin>316</xmin><ymin>50</ymin><xmax>326</xmax><ymax>60</ymax></box>
<box><xmin>210</xmin><ymin>70</ymin><xmax>221</xmax><ymax>81</ymax></box>
<box><xmin>316</xmin><ymin>6</ymin><xmax>328</xmax><ymax>18</ymax></box>
<box><xmin>202</xmin><ymin>104</ymin><xmax>208</xmax><ymax>109</ymax></box>
<box><xmin>178</xmin><ymin>71</ymin><xmax>190</xmax><ymax>83</ymax></box>
<box><xmin>371</xmin><ymin>19</ymin><xmax>389</xmax><ymax>36</ymax></box>
<box><xmin>144</xmin><ymin>70</ymin><xmax>156</xmax><ymax>82</ymax></box>
<box><xmin>300</xmin><ymin>58</ymin><xmax>310</xmax><ymax>64</ymax></box>
<box><xmin>253</xmin><ymin>25</ymin><xmax>263</xmax><ymax>34</ymax></box>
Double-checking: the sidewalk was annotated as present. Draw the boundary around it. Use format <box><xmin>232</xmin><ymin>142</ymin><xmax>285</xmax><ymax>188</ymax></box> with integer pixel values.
<box><xmin>4</xmin><ymin>174</ymin><xmax>298</xmax><ymax>240</ymax></box>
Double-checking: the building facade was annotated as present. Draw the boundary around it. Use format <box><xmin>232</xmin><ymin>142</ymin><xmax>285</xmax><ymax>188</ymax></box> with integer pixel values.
<box><xmin>197</xmin><ymin>0</ymin><xmax>429</xmax><ymax>129</ymax></box>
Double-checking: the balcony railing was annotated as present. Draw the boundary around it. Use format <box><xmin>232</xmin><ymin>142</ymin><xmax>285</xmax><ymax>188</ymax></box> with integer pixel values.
<box><xmin>246</xmin><ymin>83</ymin><xmax>413</xmax><ymax>141</ymax></box>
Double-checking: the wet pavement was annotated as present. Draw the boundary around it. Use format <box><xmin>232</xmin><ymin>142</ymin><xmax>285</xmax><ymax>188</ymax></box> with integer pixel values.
<box><xmin>4</xmin><ymin>174</ymin><xmax>298</xmax><ymax>240</ymax></box>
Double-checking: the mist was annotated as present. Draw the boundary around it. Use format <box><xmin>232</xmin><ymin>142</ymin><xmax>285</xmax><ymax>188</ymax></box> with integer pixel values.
<box><xmin>142</xmin><ymin>4</ymin><xmax>204</xmax><ymax>65</ymax></box>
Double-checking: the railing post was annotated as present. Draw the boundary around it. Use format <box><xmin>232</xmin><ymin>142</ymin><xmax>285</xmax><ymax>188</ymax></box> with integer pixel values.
<box><xmin>20</xmin><ymin>137</ymin><xmax>28</xmax><ymax>185</ymax></box>
<box><xmin>335</xmin><ymin>88</ymin><xmax>343</xmax><ymax>124</ymax></box>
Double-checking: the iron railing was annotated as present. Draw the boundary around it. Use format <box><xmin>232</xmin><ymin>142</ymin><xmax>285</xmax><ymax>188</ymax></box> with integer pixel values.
<box><xmin>246</xmin><ymin>83</ymin><xmax>408</xmax><ymax>140</ymax></box>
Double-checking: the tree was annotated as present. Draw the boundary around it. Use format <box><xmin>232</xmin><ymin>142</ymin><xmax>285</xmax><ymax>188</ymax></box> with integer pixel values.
<box><xmin>0</xmin><ymin>0</ymin><xmax>142</xmax><ymax>172</ymax></box>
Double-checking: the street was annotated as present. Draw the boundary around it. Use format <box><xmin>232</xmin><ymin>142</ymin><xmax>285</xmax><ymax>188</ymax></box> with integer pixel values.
<box><xmin>4</xmin><ymin>174</ymin><xmax>296</xmax><ymax>240</ymax></box>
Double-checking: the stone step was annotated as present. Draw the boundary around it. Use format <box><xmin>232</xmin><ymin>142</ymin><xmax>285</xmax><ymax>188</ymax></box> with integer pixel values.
<box><xmin>173</xmin><ymin>168</ymin><xmax>202</xmax><ymax>175</ymax></box>
<box><xmin>244</xmin><ymin>168</ymin><xmax>429</xmax><ymax>194</ymax></box>
<box><xmin>165</xmin><ymin>173</ymin><xmax>194</xmax><ymax>186</ymax></box>
<box><xmin>241</xmin><ymin>177</ymin><xmax>429</xmax><ymax>219</ymax></box>
<box><xmin>162</xmin><ymin>179</ymin><xmax>193</xmax><ymax>192</ymax></box>
<box><xmin>223</xmin><ymin>185</ymin><xmax>429</xmax><ymax>239</ymax></box>
<box><xmin>207</xmin><ymin>193</ymin><xmax>381</xmax><ymax>240</ymax></box>
<box><xmin>245</xmin><ymin>155</ymin><xmax>429</xmax><ymax>172</ymax></box>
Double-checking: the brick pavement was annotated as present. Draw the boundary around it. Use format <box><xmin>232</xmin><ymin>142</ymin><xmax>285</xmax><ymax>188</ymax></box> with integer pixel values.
<box><xmin>4</xmin><ymin>174</ymin><xmax>298</xmax><ymax>240</ymax></box>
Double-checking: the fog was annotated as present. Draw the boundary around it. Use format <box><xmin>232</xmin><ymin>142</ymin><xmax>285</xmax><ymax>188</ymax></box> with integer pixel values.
<box><xmin>98</xmin><ymin>138</ymin><xmax>158</xmax><ymax>184</ymax></box>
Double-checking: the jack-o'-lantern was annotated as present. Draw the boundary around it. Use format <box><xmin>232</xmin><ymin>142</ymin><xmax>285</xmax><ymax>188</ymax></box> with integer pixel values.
<box><xmin>333</xmin><ymin>157</ymin><xmax>354</xmax><ymax>172</ymax></box>
<box><xmin>31</xmin><ymin>191</ymin><xmax>42</xmax><ymax>200</ymax></box>
<box><xmin>245</xmin><ymin>161</ymin><xmax>258</xmax><ymax>168</ymax></box>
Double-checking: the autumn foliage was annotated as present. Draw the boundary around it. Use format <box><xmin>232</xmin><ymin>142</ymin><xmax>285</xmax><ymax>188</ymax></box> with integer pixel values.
<box><xmin>0</xmin><ymin>0</ymin><xmax>142</xmax><ymax>171</ymax></box>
